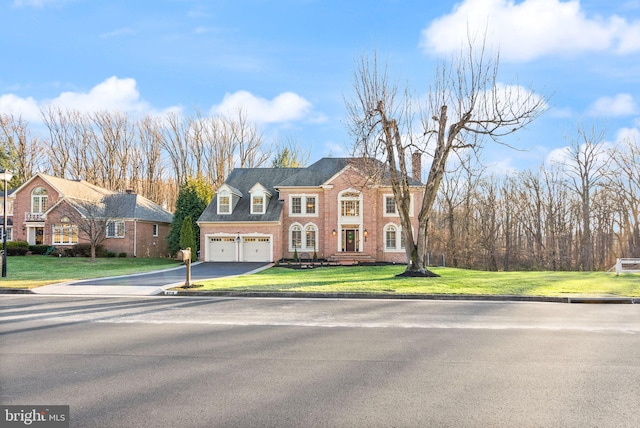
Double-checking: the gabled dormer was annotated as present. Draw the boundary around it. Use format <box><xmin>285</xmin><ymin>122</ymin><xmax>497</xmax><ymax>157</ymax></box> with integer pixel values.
<box><xmin>249</xmin><ymin>183</ymin><xmax>272</xmax><ymax>215</ymax></box>
<box><xmin>216</xmin><ymin>184</ymin><xmax>243</xmax><ymax>215</ymax></box>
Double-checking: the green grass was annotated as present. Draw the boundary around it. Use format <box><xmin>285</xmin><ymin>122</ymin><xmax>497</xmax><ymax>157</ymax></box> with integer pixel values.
<box><xmin>0</xmin><ymin>256</ymin><xmax>180</xmax><ymax>288</ymax></box>
<box><xmin>193</xmin><ymin>265</ymin><xmax>640</xmax><ymax>297</ymax></box>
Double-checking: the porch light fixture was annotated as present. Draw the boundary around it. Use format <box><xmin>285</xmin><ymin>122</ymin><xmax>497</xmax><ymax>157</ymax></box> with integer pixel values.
<box><xmin>332</xmin><ymin>229</ymin><xmax>336</xmax><ymax>236</ymax></box>
<box><xmin>1</xmin><ymin>169</ymin><xmax>13</xmax><ymax>278</ymax></box>
<box><xmin>364</xmin><ymin>229</ymin><xmax>368</xmax><ymax>242</ymax></box>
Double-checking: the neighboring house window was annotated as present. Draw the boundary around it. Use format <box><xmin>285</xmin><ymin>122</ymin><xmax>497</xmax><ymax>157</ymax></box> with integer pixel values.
<box><xmin>152</xmin><ymin>224</ymin><xmax>159</xmax><ymax>237</ymax></box>
<box><xmin>252</xmin><ymin>195</ymin><xmax>265</xmax><ymax>214</ymax></box>
<box><xmin>53</xmin><ymin>224</ymin><xmax>78</xmax><ymax>245</ymax></box>
<box><xmin>305</xmin><ymin>225</ymin><xmax>317</xmax><ymax>250</ymax></box>
<box><xmin>0</xmin><ymin>226</ymin><xmax>12</xmax><ymax>241</ymax></box>
<box><xmin>31</xmin><ymin>187</ymin><xmax>48</xmax><ymax>213</ymax></box>
<box><xmin>290</xmin><ymin>195</ymin><xmax>318</xmax><ymax>216</ymax></box>
<box><xmin>290</xmin><ymin>224</ymin><xmax>302</xmax><ymax>249</ymax></box>
<box><xmin>0</xmin><ymin>199</ymin><xmax>13</xmax><ymax>216</ymax></box>
<box><xmin>385</xmin><ymin>196</ymin><xmax>397</xmax><ymax>215</ymax></box>
<box><xmin>106</xmin><ymin>221</ymin><xmax>125</xmax><ymax>238</ymax></box>
<box><xmin>340</xmin><ymin>191</ymin><xmax>361</xmax><ymax>218</ymax></box>
<box><xmin>218</xmin><ymin>192</ymin><xmax>231</xmax><ymax>214</ymax></box>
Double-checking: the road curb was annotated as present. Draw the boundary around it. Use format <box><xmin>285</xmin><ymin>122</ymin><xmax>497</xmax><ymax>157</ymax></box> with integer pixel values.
<box><xmin>161</xmin><ymin>290</ymin><xmax>639</xmax><ymax>304</ymax></box>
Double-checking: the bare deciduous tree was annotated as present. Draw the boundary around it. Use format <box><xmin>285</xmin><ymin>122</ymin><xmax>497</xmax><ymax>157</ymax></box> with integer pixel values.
<box><xmin>346</xmin><ymin>35</ymin><xmax>546</xmax><ymax>275</ymax></box>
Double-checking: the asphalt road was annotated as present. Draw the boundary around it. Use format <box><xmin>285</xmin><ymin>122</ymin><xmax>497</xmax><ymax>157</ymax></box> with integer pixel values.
<box><xmin>1</xmin><ymin>296</ymin><xmax>639</xmax><ymax>428</ymax></box>
<box><xmin>67</xmin><ymin>262</ymin><xmax>270</xmax><ymax>286</ymax></box>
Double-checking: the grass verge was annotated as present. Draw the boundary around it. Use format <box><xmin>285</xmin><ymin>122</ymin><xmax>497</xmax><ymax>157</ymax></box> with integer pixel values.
<box><xmin>0</xmin><ymin>256</ymin><xmax>179</xmax><ymax>288</ymax></box>
<box><xmin>191</xmin><ymin>265</ymin><xmax>640</xmax><ymax>297</ymax></box>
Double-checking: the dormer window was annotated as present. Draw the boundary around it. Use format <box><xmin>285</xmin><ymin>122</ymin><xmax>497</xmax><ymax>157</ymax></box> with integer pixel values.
<box><xmin>218</xmin><ymin>192</ymin><xmax>231</xmax><ymax>214</ymax></box>
<box><xmin>249</xmin><ymin>183</ymin><xmax>271</xmax><ymax>215</ymax></box>
<box><xmin>252</xmin><ymin>195</ymin><xmax>265</xmax><ymax>214</ymax></box>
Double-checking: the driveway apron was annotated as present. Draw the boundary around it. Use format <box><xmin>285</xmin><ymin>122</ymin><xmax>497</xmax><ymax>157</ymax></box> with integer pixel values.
<box><xmin>31</xmin><ymin>262</ymin><xmax>271</xmax><ymax>296</ymax></box>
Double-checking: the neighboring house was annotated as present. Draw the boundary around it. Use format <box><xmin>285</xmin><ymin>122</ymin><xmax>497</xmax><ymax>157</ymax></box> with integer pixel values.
<box><xmin>198</xmin><ymin>157</ymin><xmax>424</xmax><ymax>263</ymax></box>
<box><xmin>0</xmin><ymin>189</ymin><xmax>14</xmax><ymax>242</ymax></box>
<box><xmin>11</xmin><ymin>173</ymin><xmax>173</xmax><ymax>257</ymax></box>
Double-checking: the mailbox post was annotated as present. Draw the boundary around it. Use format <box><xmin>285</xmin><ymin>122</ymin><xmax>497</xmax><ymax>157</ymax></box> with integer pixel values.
<box><xmin>182</xmin><ymin>247</ymin><xmax>192</xmax><ymax>287</ymax></box>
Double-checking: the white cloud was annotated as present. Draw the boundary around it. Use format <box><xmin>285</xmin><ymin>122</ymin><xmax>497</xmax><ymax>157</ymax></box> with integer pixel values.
<box><xmin>615</xmin><ymin>127</ymin><xmax>640</xmax><ymax>143</ymax></box>
<box><xmin>212</xmin><ymin>90</ymin><xmax>312</xmax><ymax>124</ymax></box>
<box><xmin>421</xmin><ymin>0</ymin><xmax>640</xmax><ymax>62</ymax></box>
<box><xmin>587</xmin><ymin>93</ymin><xmax>639</xmax><ymax>117</ymax></box>
<box><xmin>0</xmin><ymin>76</ymin><xmax>155</xmax><ymax>123</ymax></box>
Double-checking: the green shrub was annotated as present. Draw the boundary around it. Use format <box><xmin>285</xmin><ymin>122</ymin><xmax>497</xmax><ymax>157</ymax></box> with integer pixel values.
<box><xmin>6</xmin><ymin>240</ymin><xmax>29</xmax><ymax>249</ymax></box>
<box><xmin>103</xmin><ymin>250</ymin><xmax>116</xmax><ymax>258</ymax></box>
<box><xmin>118</xmin><ymin>252</ymin><xmax>127</xmax><ymax>258</ymax></box>
<box><xmin>6</xmin><ymin>247</ymin><xmax>28</xmax><ymax>256</ymax></box>
<box><xmin>29</xmin><ymin>245</ymin><xmax>50</xmax><ymax>255</ymax></box>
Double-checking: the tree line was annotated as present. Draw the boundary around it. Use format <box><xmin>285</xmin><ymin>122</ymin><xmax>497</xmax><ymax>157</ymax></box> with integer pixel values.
<box><xmin>1</xmin><ymin>108</ymin><xmax>278</xmax><ymax>211</ymax></box>
<box><xmin>428</xmin><ymin>127</ymin><xmax>640</xmax><ymax>272</ymax></box>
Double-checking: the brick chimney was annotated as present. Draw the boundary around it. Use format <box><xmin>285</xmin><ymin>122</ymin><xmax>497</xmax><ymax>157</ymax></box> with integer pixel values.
<box><xmin>412</xmin><ymin>152</ymin><xmax>422</xmax><ymax>182</ymax></box>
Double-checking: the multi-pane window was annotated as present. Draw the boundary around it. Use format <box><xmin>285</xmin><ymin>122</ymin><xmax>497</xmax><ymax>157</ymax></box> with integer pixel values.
<box><xmin>0</xmin><ymin>226</ymin><xmax>12</xmax><ymax>241</ymax></box>
<box><xmin>53</xmin><ymin>224</ymin><xmax>78</xmax><ymax>245</ymax></box>
<box><xmin>385</xmin><ymin>196</ymin><xmax>397</xmax><ymax>215</ymax></box>
<box><xmin>218</xmin><ymin>194</ymin><xmax>230</xmax><ymax>214</ymax></box>
<box><xmin>106</xmin><ymin>221</ymin><xmax>125</xmax><ymax>238</ymax></box>
<box><xmin>291</xmin><ymin>197</ymin><xmax>302</xmax><ymax>214</ymax></box>
<box><xmin>305</xmin><ymin>225</ymin><xmax>316</xmax><ymax>249</ymax></box>
<box><xmin>341</xmin><ymin>200</ymin><xmax>359</xmax><ymax>217</ymax></box>
<box><xmin>31</xmin><ymin>187</ymin><xmax>48</xmax><ymax>213</ymax></box>
<box><xmin>152</xmin><ymin>224</ymin><xmax>159</xmax><ymax>237</ymax></box>
<box><xmin>306</xmin><ymin>197</ymin><xmax>316</xmax><ymax>214</ymax></box>
<box><xmin>385</xmin><ymin>226</ymin><xmax>397</xmax><ymax>250</ymax></box>
<box><xmin>291</xmin><ymin>225</ymin><xmax>302</xmax><ymax>249</ymax></box>
<box><xmin>290</xmin><ymin>195</ymin><xmax>317</xmax><ymax>216</ymax></box>
<box><xmin>252</xmin><ymin>196</ymin><xmax>264</xmax><ymax>214</ymax></box>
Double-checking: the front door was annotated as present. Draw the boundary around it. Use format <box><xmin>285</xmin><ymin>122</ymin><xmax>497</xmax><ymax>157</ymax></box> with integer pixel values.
<box><xmin>342</xmin><ymin>228</ymin><xmax>359</xmax><ymax>252</ymax></box>
<box><xmin>28</xmin><ymin>227</ymin><xmax>44</xmax><ymax>245</ymax></box>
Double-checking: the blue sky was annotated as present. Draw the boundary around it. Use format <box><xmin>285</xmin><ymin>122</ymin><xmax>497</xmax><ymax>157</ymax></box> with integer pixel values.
<box><xmin>2</xmin><ymin>0</ymin><xmax>640</xmax><ymax>172</ymax></box>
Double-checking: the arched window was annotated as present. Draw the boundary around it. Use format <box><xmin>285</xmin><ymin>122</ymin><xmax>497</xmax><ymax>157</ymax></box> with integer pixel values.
<box><xmin>385</xmin><ymin>225</ymin><xmax>397</xmax><ymax>250</ymax></box>
<box><xmin>290</xmin><ymin>224</ymin><xmax>302</xmax><ymax>250</ymax></box>
<box><xmin>31</xmin><ymin>187</ymin><xmax>48</xmax><ymax>213</ymax></box>
<box><xmin>339</xmin><ymin>190</ymin><xmax>361</xmax><ymax>218</ymax></box>
<box><xmin>305</xmin><ymin>224</ymin><xmax>317</xmax><ymax>250</ymax></box>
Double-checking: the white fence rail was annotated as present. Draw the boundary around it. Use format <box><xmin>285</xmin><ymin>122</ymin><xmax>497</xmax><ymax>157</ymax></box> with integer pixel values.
<box><xmin>615</xmin><ymin>258</ymin><xmax>640</xmax><ymax>275</ymax></box>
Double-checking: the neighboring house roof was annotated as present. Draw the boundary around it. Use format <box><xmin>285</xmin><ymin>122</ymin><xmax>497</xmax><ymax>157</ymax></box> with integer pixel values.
<box><xmin>18</xmin><ymin>173</ymin><xmax>172</xmax><ymax>223</ymax></box>
<box><xmin>199</xmin><ymin>167</ymin><xmax>303</xmax><ymax>223</ymax></box>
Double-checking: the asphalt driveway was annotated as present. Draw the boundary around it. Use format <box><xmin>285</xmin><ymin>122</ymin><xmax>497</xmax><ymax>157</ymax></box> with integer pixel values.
<box><xmin>32</xmin><ymin>262</ymin><xmax>271</xmax><ymax>296</ymax></box>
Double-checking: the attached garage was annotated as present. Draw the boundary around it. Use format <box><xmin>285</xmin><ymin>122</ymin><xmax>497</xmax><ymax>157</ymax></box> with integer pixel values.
<box><xmin>242</xmin><ymin>236</ymin><xmax>271</xmax><ymax>262</ymax></box>
<box><xmin>207</xmin><ymin>236</ymin><xmax>237</xmax><ymax>262</ymax></box>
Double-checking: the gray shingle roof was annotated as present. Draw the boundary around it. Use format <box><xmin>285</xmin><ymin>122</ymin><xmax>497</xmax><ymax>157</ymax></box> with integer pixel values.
<box><xmin>198</xmin><ymin>157</ymin><xmax>424</xmax><ymax>223</ymax></box>
<box><xmin>199</xmin><ymin>167</ymin><xmax>302</xmax><ymax>223</ymax></box>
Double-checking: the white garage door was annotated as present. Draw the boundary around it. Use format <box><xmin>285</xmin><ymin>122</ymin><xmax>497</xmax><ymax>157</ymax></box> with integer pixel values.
<box><xmin>208</xmin><ymin>237</ymin><xmax>237</xmax><ymax>262</ymax></box>
<box><xmin>242</xmin><ymin>237</ymin><xmax>271</xmax><ymax>262</ymax></box>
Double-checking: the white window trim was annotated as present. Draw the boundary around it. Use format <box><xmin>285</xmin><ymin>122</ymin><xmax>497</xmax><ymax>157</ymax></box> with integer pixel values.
<box><xmin>217</xmin><ymin>191</ymin><xmax>231</xmax><ymax>215</ymax></box>
<box><xmin>0</xmin><ymin>226</ymin><xmax>12</xmax><ymax>242</ymax></box>
<box><xmin>383</xmin><ymin>193</ymin><xmax>414</xmax><ymax>217</ymax></box>
<box><xmin>383</xmin><ymin>223</ymin><xmax>405</xmax><ymax>253</ymax></box>
<box><xmin>251</xmin><ymin>194</ymin><xmax>265</xmax><ymax>215</ymax></box>
<box><xmin>339</xmin><ymin>189</ymin><xmax>362</xmax><ymax>220</ymax></box>
<box><xmin>289</xmin><ymin>222</ymin><xmax>318</xmax><ymax>252</ymax></box>
<box><xmin>288</xmin><ymin>194</ymin><xmax>318</xmax><ymax>217</ymax></box>
<box><xmin>31</xmin><ymin>187</ymin><xmax>48</xmax><ymax>214</ymax></box>
<box><xmin>106</xmin><ymin>221</ymin><xmax>125</xmax><ymax>238</ymax></box>
<box><xmin>52</xmin><ymin>224</ymin><xmax>78</xmax><ymax>245</ymax></box>
<box><xmin>152</xmin><ymin>224</ymin><xmax>159</xmax><ymax>237</ymax></box>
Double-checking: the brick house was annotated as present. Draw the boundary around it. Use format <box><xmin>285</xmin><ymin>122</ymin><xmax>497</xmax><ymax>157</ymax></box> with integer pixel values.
<box><xmin>197</xmin><ymin>158</ymin><xmax>424</xmax><ymax>263</ymax></box>
<box><xmin>10</xmin><ymin>173</ymin><xmax>173</xmax><ymax>257</ymax></box>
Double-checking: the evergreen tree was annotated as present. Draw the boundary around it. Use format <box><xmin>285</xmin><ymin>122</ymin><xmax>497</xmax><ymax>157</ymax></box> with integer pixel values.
<box><xmin>167</xmin><ymin>177</ymin><xmax>214</xmax><ymax>257</ymax></box>
<box><xmin>179</xmin><ymin>216</ymin><xmax>197</xmax><ymax>262</ymax></box>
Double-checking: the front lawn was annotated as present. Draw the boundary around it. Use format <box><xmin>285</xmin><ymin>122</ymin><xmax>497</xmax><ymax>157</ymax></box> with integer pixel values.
<box><xmin>0</xmin><ymin>256</ymin><xmax>180</xmax><ymax>288</ymax></box>
<box><xmin>192</xmin><ymin>265</ymin><xmax>640</xmax><ymax>297</ymax></box>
